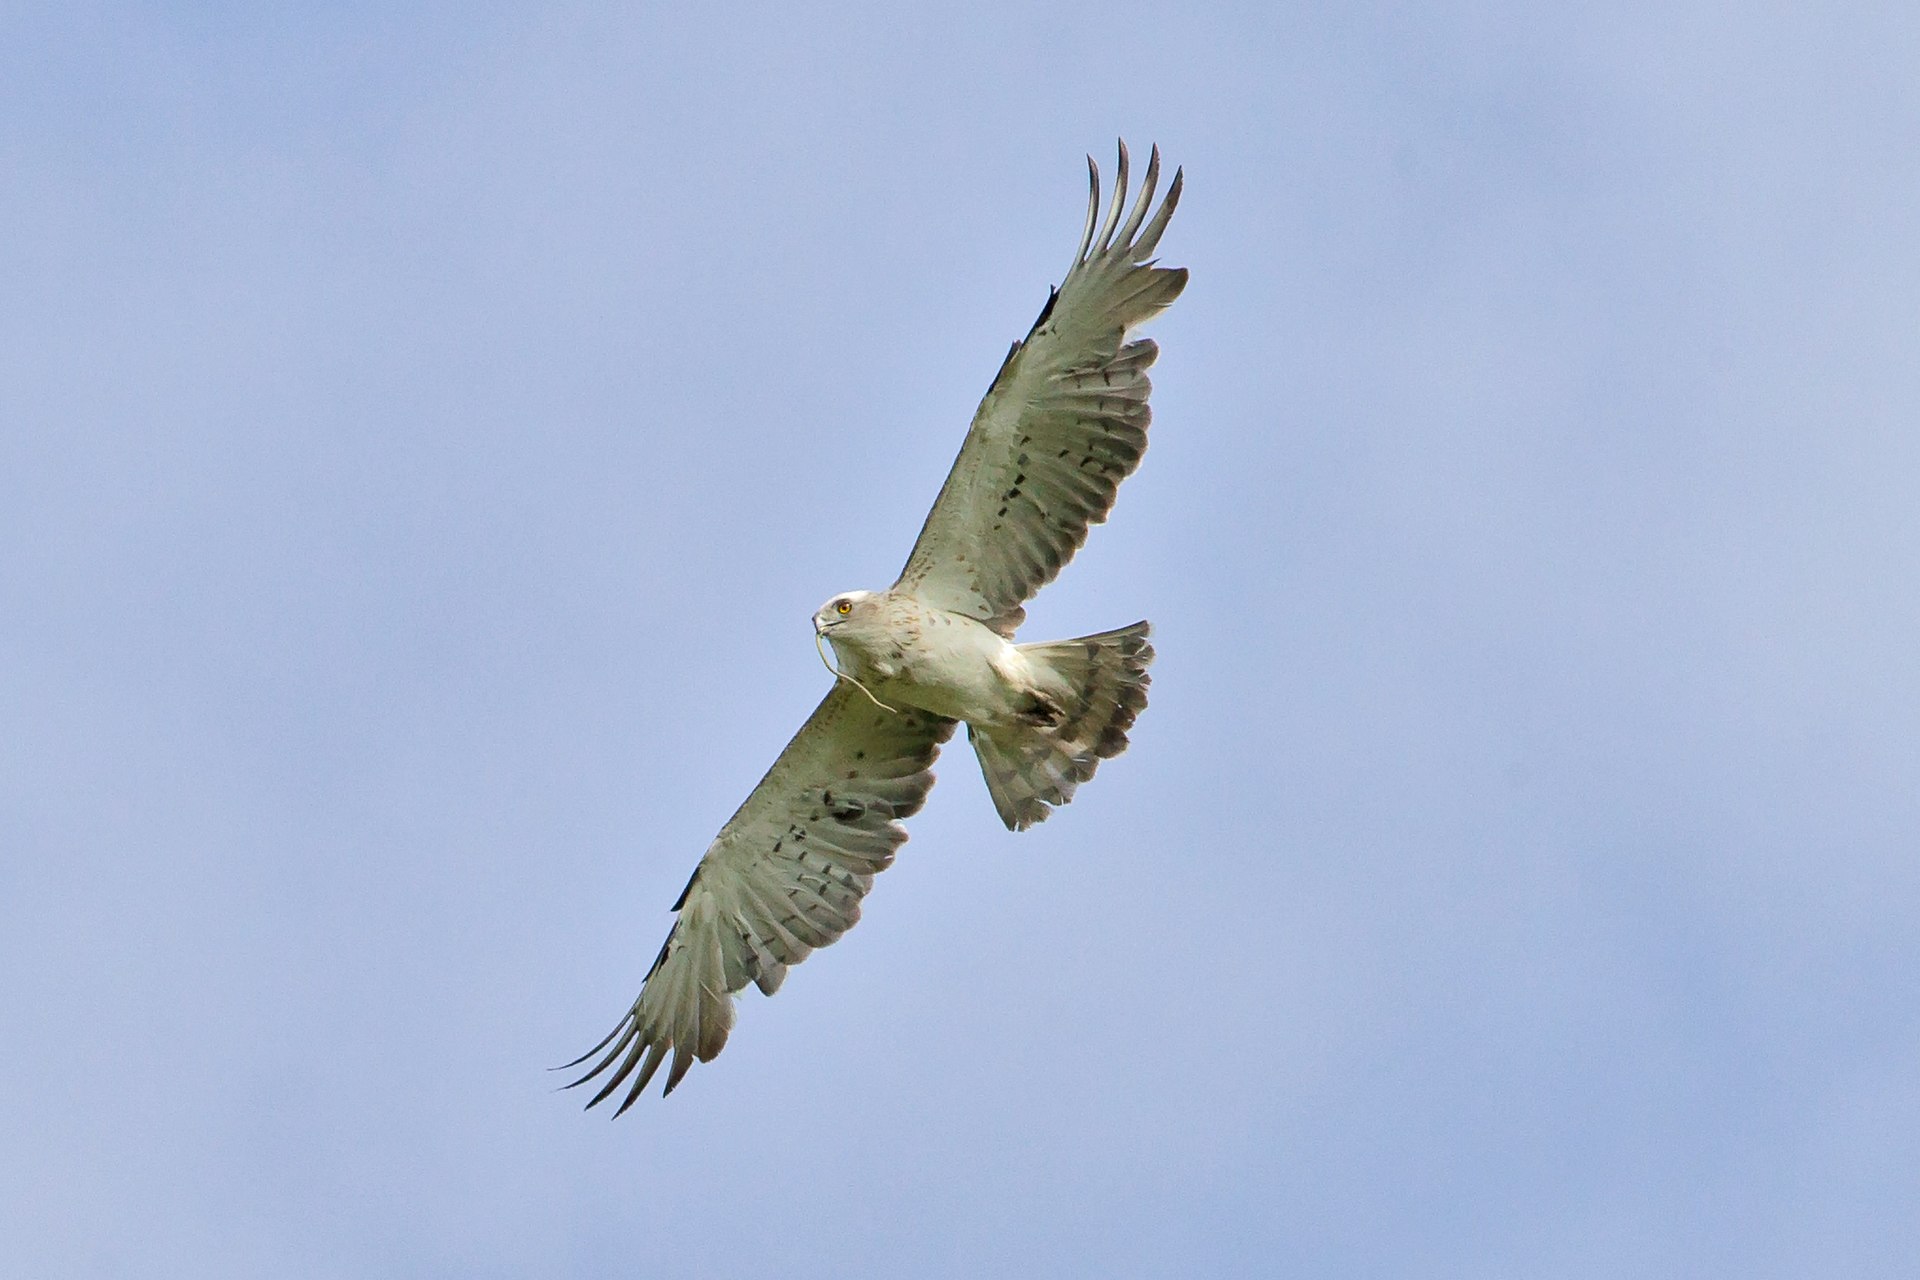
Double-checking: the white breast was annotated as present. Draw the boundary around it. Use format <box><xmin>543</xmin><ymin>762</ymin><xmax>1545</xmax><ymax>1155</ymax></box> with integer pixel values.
<box><xmin>875</xmin><ymin>596</ymin><xmax>1025</xmax><ymax>723</ymax></box>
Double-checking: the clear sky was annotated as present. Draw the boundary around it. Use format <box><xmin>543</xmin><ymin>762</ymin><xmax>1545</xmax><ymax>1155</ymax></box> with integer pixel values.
<box><xmin>4</xmin><ymin>3</ymin><xmax>1917</xmax><ymax>1276</ymax></box>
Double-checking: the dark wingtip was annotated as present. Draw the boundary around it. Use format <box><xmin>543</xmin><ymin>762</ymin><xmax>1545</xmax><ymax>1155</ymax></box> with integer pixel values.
<box><xmin>554</xmin><ymin>1020</ymin><xmax>624</xmax><ymax>1074</ymax></box>
<box><xmin>1027</xmin><ymin>284</ymin><xmax>1059</xmax><ymax>336</ymax></box>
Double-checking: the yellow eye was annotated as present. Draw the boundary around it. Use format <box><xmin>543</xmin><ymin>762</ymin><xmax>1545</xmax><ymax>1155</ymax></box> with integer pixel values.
<box><xmin>835</xmin><ymin>600</ymin><xmax>852</xmax><ymax>615</ymax></box>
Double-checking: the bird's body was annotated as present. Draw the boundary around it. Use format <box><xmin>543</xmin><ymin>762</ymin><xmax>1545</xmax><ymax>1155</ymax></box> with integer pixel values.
<box><xmin>815</xmin><ymin>590</ymin><xmax>1041</xmax><ymax>726</ymax></box>
<box><xmin>568</xmin><ymin>142</ymin><xmax>1186</xmax><ymax>1108</ymax></box>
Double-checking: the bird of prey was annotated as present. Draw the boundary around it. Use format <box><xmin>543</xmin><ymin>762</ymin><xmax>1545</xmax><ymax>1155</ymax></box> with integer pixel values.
<box><xmin>566</xmin><ymin>142</ymin><xmax>1186</xmax><ymax>1110</ymax></box>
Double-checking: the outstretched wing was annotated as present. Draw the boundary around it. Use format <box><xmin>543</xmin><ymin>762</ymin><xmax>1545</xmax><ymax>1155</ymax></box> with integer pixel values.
<box><xmin>565</xmin><ymin>685</ymin><xmax>953</xmax><ymax>1111</ymax></box>
<box><xmin>895</xmin><ymin>142</ymin><xmax>1187</xmax><ymax>633</ymax></box>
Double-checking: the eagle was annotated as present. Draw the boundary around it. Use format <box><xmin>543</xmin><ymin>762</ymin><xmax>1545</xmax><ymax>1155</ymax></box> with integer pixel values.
<box><xmin>566</xmin><ymin>142</ymin><xmax>1186</xmax><ymax>1109</ymax></box>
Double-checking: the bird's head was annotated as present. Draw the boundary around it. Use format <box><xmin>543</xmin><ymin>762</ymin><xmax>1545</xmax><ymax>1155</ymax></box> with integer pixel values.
<box><xmin>812</xmin><ymin>590</ymin><xmax>878</xmax><ymax>638</ymax></box>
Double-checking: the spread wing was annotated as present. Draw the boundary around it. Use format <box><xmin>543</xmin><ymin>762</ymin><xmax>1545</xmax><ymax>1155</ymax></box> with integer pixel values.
<box><xmin>564</xmin><ymin>685</ymin><xmax>954</xmax><ymax>1111</ymax></box>
<box><xmin>895</xmin><ymin>142</ymin><xmax>1187</xmax><ymax>633</ymax></box>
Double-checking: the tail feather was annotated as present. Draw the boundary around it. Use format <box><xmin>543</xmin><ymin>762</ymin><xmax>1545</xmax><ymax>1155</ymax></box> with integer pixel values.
<box><xmin>971</xmin><ymin>621</ymin><xmax>1153</xmax><ymax>831</ymax></box>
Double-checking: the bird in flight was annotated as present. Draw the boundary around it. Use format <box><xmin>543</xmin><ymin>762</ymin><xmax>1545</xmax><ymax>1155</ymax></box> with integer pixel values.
<box><xmin>566</xmin><ymin>142</ymin><xmax>1187</xmax><ymax>1110</ymax></box>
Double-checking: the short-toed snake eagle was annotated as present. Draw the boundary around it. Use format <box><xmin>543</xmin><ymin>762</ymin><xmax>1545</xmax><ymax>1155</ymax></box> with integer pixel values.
<box><xmin>567</xmin><ymin>142</ymin><xmax>1186</xmax><ymax>1109</ymax></box>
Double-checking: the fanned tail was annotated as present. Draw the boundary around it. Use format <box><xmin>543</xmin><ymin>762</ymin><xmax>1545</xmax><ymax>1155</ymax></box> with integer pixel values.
<box><xmin>969</xmin><ymin>621</ymin><xmax>1153</xmax><ymax>831</ymax></box>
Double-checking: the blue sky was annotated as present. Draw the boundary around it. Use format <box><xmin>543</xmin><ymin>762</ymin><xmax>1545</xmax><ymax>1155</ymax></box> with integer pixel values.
<box><xmin>4</xmin><ymin>3</ymin><xmax>1917</xmax><ymax>1276</ymax></box>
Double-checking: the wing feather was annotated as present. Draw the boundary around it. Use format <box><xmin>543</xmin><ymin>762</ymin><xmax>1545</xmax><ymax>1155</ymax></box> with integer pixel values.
<box><xmin>565</xmin><ymin>684</ymin><xmax>953</xmax><ymax>1110</ymax></box>
<box><xmin>896</xmin><ymin>142</ymin><xmax>1188</xmax><ymax>630</ymax></box>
